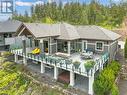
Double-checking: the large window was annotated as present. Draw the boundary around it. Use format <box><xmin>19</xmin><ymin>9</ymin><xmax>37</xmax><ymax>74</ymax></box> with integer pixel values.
<box><xmin>96</xmin><ymin>42</ymin><xmax>103</xmax><ymax>51</ymax></box>
<box><xmin>34</xmin><ymin>40</ymin><xmax>39</xmax><ymax>47</ymax></box>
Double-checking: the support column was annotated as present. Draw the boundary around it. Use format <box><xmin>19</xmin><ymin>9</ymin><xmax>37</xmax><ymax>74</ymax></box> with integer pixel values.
<box><xmin>50</xmin><ymin>37</ymin><xmax>52</xmax><ymax>54</ymax></box>
<box><xmin>88</xmin><ymin>74</ymin><xmax>94</xmax><ymax>95</ymax></box>
<box><xmin>41</xmin><ymin>61</ymin><xmax>45</xmax><ymax>73</ymax></box>
<box><xmin>48</xmin><ymin>37</ymin><xmax>51</xmax><ymax>54</ymax></box>
<box><xmin>70</xmin><ymin>71</ymin><xmax>75</xmax><ymax>86</ymax></box>
<box><xmin>56</xmin><ymin>40</ymin><xmax>58</xmax><ymax>53</ymax></box>
<box><xmin>54</xmin><ymin>66</ymin><xmax>58</xmax><ymax>80</ymax></box>
<box><xmin>32</xmin><ymin>40</ymin><xmax>35</xmax><ymax>49</ymax></box>
<box><xmin>23</xmin><ymin>40</ymin><xmax>27</xmax><ymax>65</ymax></box>
<box><xmin>23</xmin><ymin>57</ymin><xmax>27</xmax><ymax>65</ymax></box>
<box><xmin>82</xmin><ymin>40</ymin><xmax>84</xmax><ymax>52</ymax></box>
<box><xmin>14</xmin><ymin>54</ymin><xmax>18</xmax><ymax>63</ymax></box>
<box><xmin>68</xmin><ymin>41</ymin><xmax>71</xmax><ymax>55</ymax></box>
<box><xmin>99</xmin><ymin>59</ymin><xmax>103</xmax><ymax>72</ymax></box>
<box><xmin>40</xmin><ymin>39</ymin><xmax>44</xmax><ymax>53</ymax></box>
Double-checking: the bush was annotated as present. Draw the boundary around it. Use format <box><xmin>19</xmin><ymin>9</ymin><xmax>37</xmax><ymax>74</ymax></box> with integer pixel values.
<box><xmin>84</xmin><ymin>60</ymin><xmax>95</xmax><ymax>71</ymax></box>
<box><xmin>0</xmin><ymin>57</ymin><xmax>7</xmax><ymax>64</ymax></box>
<box><xmin>94</xmin><ymin>61</ymin><xmax>120</xmax><ymax>95</ymax></box>
<box><xmin>107</xmin><ymin>61</ymin><xmax>121</xmax><ymax>76</ymax></box>
<box><xmin>1</xmin><ymin>52</ymin><xmax>12</xmax><ymax>57</ymax></box>
<box><xmin>2</xmin><ymin>61</ymin><xmax>14</xmax><ymax>68</ymax></box>
<box><xmin>94</xmin><ymin>68</ymin><xmax>115</xmax><ymax>95</ymax></box>
<box><xmin>124</xmin><ymin>38</ymin><xmax>127</xmax><ymax>58</ymax></box>
<box><xmin>111</xmin><ymin>84</ymin><xmax>119</xmax><ymax>95</ymax></box>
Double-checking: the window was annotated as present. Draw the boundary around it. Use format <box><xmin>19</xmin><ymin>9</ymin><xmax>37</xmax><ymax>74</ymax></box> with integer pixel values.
<box><xmin>9</xmin><ymin>34</ymin><xmax>12</xmax><ymax>37</ymax></box>
<box><xmin>35</xmin><ymin>40</ymin><xmax>39</xmax><ymax>47</ymax></box>
<box><xmin>96</xmin><ymin>42</ymin><xmax>103</xmax><ymax>51</ymax></box>
<box><xmin>4</xmin><ymin>33</ymin><xmax>8</xmax><ymax>38</ymax></box>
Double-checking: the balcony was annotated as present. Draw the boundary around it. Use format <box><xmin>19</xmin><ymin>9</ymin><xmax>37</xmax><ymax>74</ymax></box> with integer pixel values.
<box><xmin>10</xmin><ymin>48</ymin><xmax>109</xmax><ymax>77</ymax></box>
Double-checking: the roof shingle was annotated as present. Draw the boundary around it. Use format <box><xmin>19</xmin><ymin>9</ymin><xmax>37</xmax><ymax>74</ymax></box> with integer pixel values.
<box><xmin>0</xmin><ymin>20</ymin><xmax>22</xmax><ymax>33</ymax></box>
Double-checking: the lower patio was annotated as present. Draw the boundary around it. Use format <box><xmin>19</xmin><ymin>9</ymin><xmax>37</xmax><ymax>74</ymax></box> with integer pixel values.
<box><xmin>22</xmin><ymin>59</ymin><xmax>90</xmax><ymax>93</ymax></box>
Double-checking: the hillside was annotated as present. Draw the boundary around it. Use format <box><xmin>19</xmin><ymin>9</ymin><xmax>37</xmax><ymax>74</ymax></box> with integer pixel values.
<box><xmin>113</xmin><ymin>17</ymin><xmax>127</xmax><ymax>41</ymax></box>
<box><xmin>0</xmin><ymin>54</ymin><xmax>64</xmax><ymax>95</ymax></box>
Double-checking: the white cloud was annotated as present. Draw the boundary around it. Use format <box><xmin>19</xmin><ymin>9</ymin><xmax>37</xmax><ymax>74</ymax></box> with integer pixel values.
<box><xmin>33</xmin><ymin>1</ymin><xmax>44</xmax><ymax>6</ymax></box>
<box><xmin>15</xmin><ymin>0</ymin><xmax>44</xmax><ymax>7</ymax></box>
<box><xmin>16</xmin><ymin>1</ymin><xmax>33</xmax><ymax>6</ymax></box>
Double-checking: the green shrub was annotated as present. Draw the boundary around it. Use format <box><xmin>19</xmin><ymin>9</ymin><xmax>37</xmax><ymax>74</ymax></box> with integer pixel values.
<box><xmin>94</xmin><ymin>68</ymin><xmax>115</xmax><ymax>95</ymax></box>
<box><xmin>108</xmin><ymin>61</ymin><xmax>121</xmax><ymax>76</ymax></box>
<box><xmin>111</xmin><ymin>84</ymin><xmax>119</xmax><ymax>95</ymax></box>
<box><xmin>2</xmin><ymin>52</ymin><xmax>12</xmax><ymax>57</ymax></box>
<box><xmin>2</xmin><ymin>61</ymin><xmax>14</xmax><ymax>68</ymax></box>
<box><xmin>94</xmin><ymin>61</ymin><xmax>121</xmax><ymax>95</ymax></box>
<box><xmin>0</xmin><ymin>57</ymin><xmax>7</xmax><ymax>64</ymax></box>
<box><xmin>84</xmin><ymin>60</ymin><xmax>95</xmax><ymax>71</ymax></box>
<box><xmin>124</xmin><ymin>38</ymin><xmax>127</xmax><ymax>58</ymax></box>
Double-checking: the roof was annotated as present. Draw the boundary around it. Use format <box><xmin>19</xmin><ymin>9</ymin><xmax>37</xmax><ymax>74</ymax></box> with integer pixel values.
<box><xmin>18</xmin><ymin>22</ymin><xmax>121</xmax><ymax>41</ymax></box>
<box><xmin>23</xmin><ymin>23</ymin><xmax>60</xmax><ymax>38</ymax></box>
<box><xmin>0</xmin><ymin>20</ymin><xmax>22</xmax><ymax>33</ymax></box>
<box><xmin>76</xmin><ymin>25</ymin><xmax>121</xmax><ymax>41</ymax></box>
<box><xmin>57</xmin><ymin>23</ymin><xmax>80</xmax><ymax>40</ymax></box>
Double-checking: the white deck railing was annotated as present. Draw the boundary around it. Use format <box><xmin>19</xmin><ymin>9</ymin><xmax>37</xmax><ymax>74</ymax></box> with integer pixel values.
<box><xmin>11</xmin><ymin>49</ymin><xmax>109</xmax><ymax>77</ymax></box>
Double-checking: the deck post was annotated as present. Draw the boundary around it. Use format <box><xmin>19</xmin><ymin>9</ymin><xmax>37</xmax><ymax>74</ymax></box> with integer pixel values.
<box><xmin>14</xmin><ymin>54</ymin><xmax>18</xmax><ymax>63</ymax></box>
<box><xmin>48</xmin><ymin>37</ymin><xmax>52</xmax><ymax>54</ymax></box>
<box><xmin>40</xmin><ymin>39</ymin><xmax>44</xmax><ymax>53</ymax></box>
<box><xmin>88</xmin><ymin>73</ymin><xmax>94</xmax><ymax>95</ymax></box>
<box><xmin>68</xmin><ymin>41</ymin><xmax>71</xmax><ymax>55</ymax></box>
<box><xmin>22</xmin><ymin>39</ymin><xmax>27</xmax><ymax>65</ymax></box>
<box><xmin>32</xmin><ymin>40</ymin><xmax>35</xmax><ymax>49</ymax></box>
<box><xmin>54</xmin><ymin>66</ymin><xmax>58</xmax><ymax>80</ymax></box>
<box><xmin>99</xmin><ymin>60</ymin><xmax>103</xmax><ymax>71</ymax></box>
<box><xmin>41</xmin><ymin>61</ymin><xmax>45</xmax><ymax>73</ymax></box>
<box><xmin>82</xmin><ymin>40</ymin><xmax>84</xmax><ymax>52</ymax></box>
<box><xmin>70</xmin><ymin>71</ymin><xmax>75</xmax><ymax>86</ymax></box>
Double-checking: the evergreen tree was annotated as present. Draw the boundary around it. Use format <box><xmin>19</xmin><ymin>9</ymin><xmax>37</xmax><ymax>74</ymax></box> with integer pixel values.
<box><xmin>12</xmin><ymin>0</ymin><xmax>127</xmax><ymax>28</ymax></box>
<box><xmin>124</xmin><ymin>38</ymin><xmax>127</xmax><ymax>58</ymax></box>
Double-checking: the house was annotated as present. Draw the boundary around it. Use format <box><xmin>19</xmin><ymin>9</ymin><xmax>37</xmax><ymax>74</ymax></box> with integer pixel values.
<box><xmin>9</xmin><ymin>22</ymin><xmax>121</xmax><ymax>95</ymax></box>
<box><xmin>0</xmin><ymin>20</ymin><xmax>22</xmax><ymax>50</ymax></box>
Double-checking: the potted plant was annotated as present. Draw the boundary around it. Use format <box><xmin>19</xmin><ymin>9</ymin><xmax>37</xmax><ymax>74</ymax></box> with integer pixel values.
<box><xmin>84</xmin><ymin>60</ymin><xmax>95</xmax><ymax>71</ymax></box>
<box><xmin>73</xmin><ymin>61</ymin><xmax>81</xmax><ymax>69</ymax></box>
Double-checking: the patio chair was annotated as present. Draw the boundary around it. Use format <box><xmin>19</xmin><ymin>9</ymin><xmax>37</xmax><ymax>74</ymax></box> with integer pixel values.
<box><xmin>80</xmin><ymin>51</ymin><xmax>93</xmax><ymax>59</ymax></box>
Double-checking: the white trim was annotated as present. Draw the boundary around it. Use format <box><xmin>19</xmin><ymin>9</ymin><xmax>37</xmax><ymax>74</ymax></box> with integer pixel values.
<box><xmin>109</xmin><ymin>40</ymin><xmax>117</xmax><ymax>46</ymax></box>
<box><xmin>82</xmin><ymin>40</ymin><xmax>87</xmax><ymax>52</ymax></box>
<box><xmin>88</xmin><ymin>75</ymin><xmax>94</xmax><ymax>95</ymax></box>
<box><xmin>70</xmin><ymin>71</ymin><xmax>75</xmax><ymax>86</ymax></box>
<box><xmin>87</xmin><ymin>42</ymin><xmax>109</xmax><ymax>47</ymax></box>
<box><xmin>68</xmin><ymin>41</ymin><xmax>71</xmax><ymax>55</ymax></box>
<box><xmin>50</xmin><ymin>43</ymin><xmax>57</xmax><ymax>45</ymax></box>
<box><xmin>104</xmin><ymin>44</ymin><xmax>109</xmax><ymax>47</ymax></box>
<box><xmin>54</xmin><ymin>66</ymin><xmax>58</xmax><ymax>80</ymax></box>
<box><xmin>56</xmin><ymin>40</ymin><xmax>57</xmax><ymax>52</ymax></box>
<box><xmin>95</xmin><ymin>41</ymin><xmax>104</xmax><ymax>51</ymax></box>
<box><xmin>87</xmin><ymin>43</ymin><xmax>96</xmax><ymax>45</ymax></box>
<box><xmin>18</xmin><ymin>27</ymin><xmax>25</xmax><ymax>36</ymax></box>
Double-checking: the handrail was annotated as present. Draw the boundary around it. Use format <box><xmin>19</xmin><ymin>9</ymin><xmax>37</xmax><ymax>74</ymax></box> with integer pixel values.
<box><xmin>11</xmin><ymin>49</ymin><xmax>109</xmax><ymax>77</ymax></box>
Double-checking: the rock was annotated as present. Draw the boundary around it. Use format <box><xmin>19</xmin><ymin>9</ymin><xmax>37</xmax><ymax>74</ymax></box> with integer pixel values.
<box><xmin>23</xmin><ymin>87</ymin><xmax>33</xmax><ymax>95</ymax></box>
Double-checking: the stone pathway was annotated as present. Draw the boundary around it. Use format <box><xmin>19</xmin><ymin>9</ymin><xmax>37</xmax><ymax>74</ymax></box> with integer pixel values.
<box><xmin>118</xmin><ymin>79</ymin><xmax>127</xmax><ymax>95</ymax></box>
<box><xmin>116</xmin><ymin>50</ymin><xmax>127</xmax><ymax>95</ymax></box>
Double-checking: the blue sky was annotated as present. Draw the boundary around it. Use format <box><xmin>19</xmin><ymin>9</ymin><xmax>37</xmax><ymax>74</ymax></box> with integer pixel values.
<box><xmin>0</xmin><ymin>0</ymin><xmax>121</xmax><ymax>21</ymax></box>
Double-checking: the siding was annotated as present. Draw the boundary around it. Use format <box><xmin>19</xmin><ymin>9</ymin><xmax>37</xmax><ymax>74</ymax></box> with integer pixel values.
<box><xmin>87</xmin><ymin>40</ymin><xmax>109</xmax><ymax>54</ymax></box>
<box><xmin>109</xmin><ymin>41</ymin><xmax>118</xmax><ymax>60</ymax></box>
<box><xmin>0</xmin><ymin>35</ymin><xmax>5</xmax><ymax>46</ymax></box>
